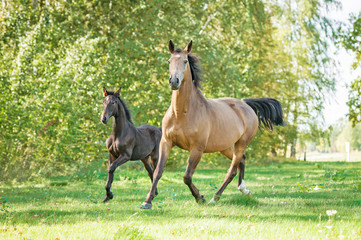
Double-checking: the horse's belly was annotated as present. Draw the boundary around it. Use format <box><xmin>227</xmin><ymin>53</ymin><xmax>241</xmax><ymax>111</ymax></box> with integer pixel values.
<box><xmin>204</xmin><ymin>137</ymin><xmax>239</xmax><ymax>153</ymax></box>
<box><xmin>204</xmin><ymin>124</ymin><xmax>243</xmax><ymax>153</ymax></box>
<box><xmin>131</xmin><ymin>144</ymin><xmax>153</xmax><ymax>160</ymax></box>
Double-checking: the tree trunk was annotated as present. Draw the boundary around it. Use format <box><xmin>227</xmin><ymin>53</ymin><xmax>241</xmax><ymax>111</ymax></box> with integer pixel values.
<box><xmin>271</xmin><ymin>148</ymin><xmax>277</xmax><ymax>157</ymax></box>
<box><xmin>290</xmin><ymin>143</ymin><xmax>296</xmax><ymax>158</ymax></box>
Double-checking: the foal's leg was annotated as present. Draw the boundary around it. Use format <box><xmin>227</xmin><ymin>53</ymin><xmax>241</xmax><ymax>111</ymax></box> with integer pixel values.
<box><xmin>183</xmin><ymin>149</ymin><xmax>205</xmax><ymax>203</ymax></box>
<box><xmin>210</xmin><ymin>144</ymin><xmax>245</xmax><ymax>204</ymax></box>
<box><xmin>237</xmin><ymin>154</ymin><xmax>251</xmax><ymax>196</ymax></box>
<box><xmin>141</xmin><ymin>157</ymin><xmax>158</xmax><ymax>196</ymax></box>
<box><xmin>103</xmin><ymin>153</ymin><xmax>130</xmax><ymax>203</ymax></box>
<box><xmin>150</xmin><ymin>139</ymin><xmax>160</xmax><ymax>169</ymax></box>
<box><xmin>141</xmin><ymin>138</ymin><xmax>172</xmax><ymax>209</ymax></box>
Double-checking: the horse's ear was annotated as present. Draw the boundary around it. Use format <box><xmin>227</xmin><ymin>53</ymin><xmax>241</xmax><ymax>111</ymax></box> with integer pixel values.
<box><xmin>168</xmin><ymin>40</ymin><xmax>175</xmax><ymax>53</ymax></box>
<box><xmin>103</xmin><ymin>87</ymin><xmax>108</xmax><ymax>97</ymax></box>
<box><xmin>184</xmin><ymin>40</ymin><xmax>192</xmax><ymax>53</ymax></box>
<box><xmin>115</xmin><ymin>86</ymin><xmax>122</xmax><ymax>96</ymax></box>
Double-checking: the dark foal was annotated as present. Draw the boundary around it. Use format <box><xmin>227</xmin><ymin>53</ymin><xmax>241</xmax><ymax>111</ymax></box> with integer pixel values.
<box><xmin>101</xmin><ymin>87</ymin><xmax>162</xmax><ymax>202</ymax></box>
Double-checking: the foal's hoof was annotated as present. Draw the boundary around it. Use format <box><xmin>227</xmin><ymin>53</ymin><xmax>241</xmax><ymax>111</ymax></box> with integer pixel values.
<box><xmin>140</xmin><ymin>202</ymin><xmax>152</xmax><ymax>209</ymax></box>
<box><xmin>196</xmin><ymin>195</ymin><xmax>206</xmax><ymax>204</ymax></box>
<box><xmin>103</xmin><ymin>192</ymin><xmax>113</xmax><ymax>203</ymax></box>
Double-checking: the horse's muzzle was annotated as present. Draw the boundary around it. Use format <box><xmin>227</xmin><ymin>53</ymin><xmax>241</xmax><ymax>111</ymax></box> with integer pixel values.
<box><xmin>169</xmin><ymin>76</ymin><xmax>181</xmax><ymax>90</ymax></box>
<box><xmin>101</xmin><ymin>116</ymin><xmax>109</xmax><ymax>124</ymax></box>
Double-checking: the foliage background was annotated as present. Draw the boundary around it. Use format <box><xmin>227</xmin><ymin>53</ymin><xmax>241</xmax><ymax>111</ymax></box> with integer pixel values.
<box><xmin>338</xmin><ymin>12</ymin><xmax>361</xmax><ymax>125</ymax></box>
<box><xmin>0</xmin><ymin>0</ymin><xmax>339</xmax><ymax>181</ymax></box>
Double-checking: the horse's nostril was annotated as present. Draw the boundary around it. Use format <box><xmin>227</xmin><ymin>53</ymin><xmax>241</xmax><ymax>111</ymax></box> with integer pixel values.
<box><xmin>176</xmin><ymin>78</ymin><xmax>179</xmax><ymax>84</ymax></box>
<box><xmin>169</xmin><ymin>76</ymin><xmax>172</xmax><ymax>84</ymax></box>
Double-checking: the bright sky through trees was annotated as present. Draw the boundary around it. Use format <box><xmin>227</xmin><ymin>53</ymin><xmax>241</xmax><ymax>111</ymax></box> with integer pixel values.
<box><xmin>323</xmin><ymin>0</ymin><xmax>361</xmax><ymax>126</ymax></box>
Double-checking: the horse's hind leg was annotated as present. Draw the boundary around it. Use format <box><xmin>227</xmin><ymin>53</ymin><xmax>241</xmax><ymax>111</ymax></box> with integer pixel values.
<box><xmin>141</xmin><ymin>156</ymin><xmax>158</xmax><ymax>196</ymax></box>
<box><xmin>210</xmin><ymin>144</ymin><xmax>245</xmax><ymax>204</ymax></box>
<box><xmin>183</xmin><ymin>149</ymin><xmax>205</xmax><ymax>204</ymax></box>
<box><xmin>238</xmin><ymin>154</ymin><xmax>251</xmax><ymax>196</ymax></box>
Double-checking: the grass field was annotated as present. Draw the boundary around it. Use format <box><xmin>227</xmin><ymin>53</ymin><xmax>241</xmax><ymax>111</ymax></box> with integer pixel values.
<box><xmin>1</xmin><ymin>161</ymin><xmax>361</xmax><ymax>239</ymax></box>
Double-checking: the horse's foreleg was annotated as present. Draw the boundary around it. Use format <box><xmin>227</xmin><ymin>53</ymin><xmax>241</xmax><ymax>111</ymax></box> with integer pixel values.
<box><xmin>103</xmin><ymin>153</ymin><xmax>130</xmax><ymax>203</ymax></box>
<box><xmin>141</xmin><ymin>157</ymin><xmax>158</xmax><ymax>196</ymax></box>
<box><xmin>237</xmin><ymin>154</ymin><xmax>251</xmax><ymax>196</ymax></box>
<box><xmin>210</xmin><ymin>147</ymin><xmax>245</xmax><ymax>204</ymax></box>
<box><xmin>141</xmin><ymin>138</ymin><xmax>172</xmax><ymax>209</ymax></box>
<box><xmin>183</xmin><ymin>149</ymin><xmax>205</xmax><ymax>204</ymax></box>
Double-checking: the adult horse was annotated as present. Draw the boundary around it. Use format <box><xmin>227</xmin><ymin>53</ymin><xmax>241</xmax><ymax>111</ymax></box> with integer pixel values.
<box><xmin>101</xmin><ymin>87</ymin><xmax>162</xmax><ymax>202</ymax></box>
<box><xmin>141</xmin><ymin>40</ymin><xmax>284</xmax><ymax>209</ymax></box>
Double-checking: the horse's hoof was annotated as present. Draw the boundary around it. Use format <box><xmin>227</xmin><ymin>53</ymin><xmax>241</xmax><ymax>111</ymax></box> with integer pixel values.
<box><xmin>208</xmin><ymin>198</ymin><xmax>217</xmax><ymax>205</ymax></box>
<box><xmin>140</xmin><ymin>202</ymin><xmax>152</xmax><ymax>209</ymax></box>
<box><xmin>196</xmin><ymin>195</ymin><xmax>206</xmax><ymax>204</ymax></box>
<box><xmin>247</xmin><ymin>191</ymin><xmax>252</xmax><ymax>198</ymax></box>
<box><xmin>103</xmin><ymin>192</ymin><xmax>113</xmax><ymax>203</ymax></box>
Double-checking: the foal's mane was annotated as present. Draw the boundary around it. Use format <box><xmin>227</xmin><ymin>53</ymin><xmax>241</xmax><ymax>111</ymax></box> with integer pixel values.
<box><xmin>175</xmin><ymin>48</ymin><xmax>203</xmax><ymax>89</ymax></box>
<box><xmin>106</xmin><ymin>91</ymin><xmax>133</xmax><ymax>124</ymax></box>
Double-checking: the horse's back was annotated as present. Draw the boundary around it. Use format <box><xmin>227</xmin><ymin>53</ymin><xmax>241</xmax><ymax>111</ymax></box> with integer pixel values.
<box><xmin>136</xmin><ymin>124</ymin><xmax>162</xmax><ymax>142</ymax></box>
<box><xmin>208</xmin><ymin>97</ymin><xmax>257</xmax><ymax>127</ymax></box>
<box><xmin>215</xmin><ymin>98</ymin><xmax>258</xmax><ymax>123</ymax></box>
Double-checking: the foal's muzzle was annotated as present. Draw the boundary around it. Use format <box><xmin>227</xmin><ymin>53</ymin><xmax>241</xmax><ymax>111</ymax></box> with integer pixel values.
<box><xmin>169</xmin><ymin>75</ymin><xmax>181</xmax><ymax>90</ymax></box>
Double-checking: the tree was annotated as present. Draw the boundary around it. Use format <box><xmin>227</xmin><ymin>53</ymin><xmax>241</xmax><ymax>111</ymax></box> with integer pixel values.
<box><xmin>0</xmin><ymin>0</ymin><xmax>340</xmax><ymax>180</ymax></box>
<box><xmin>338</xmin><ymin>12</ymin><xmax>361</xmax><ymax>126</ymax></box>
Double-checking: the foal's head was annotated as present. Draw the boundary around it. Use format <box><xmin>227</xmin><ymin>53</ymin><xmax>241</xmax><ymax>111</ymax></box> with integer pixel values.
<box><xmin>168</xmin><ymin>40</ymin><xmax>193</xmax><ymax>90</ymax></box>
<box><xmin>101</xmin><ymin>87</ymin><xmax>122</xmax><ymax>124</ymax></box>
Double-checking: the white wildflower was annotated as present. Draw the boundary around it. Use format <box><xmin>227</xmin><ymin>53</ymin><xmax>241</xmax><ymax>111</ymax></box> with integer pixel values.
<box><xmin>326</xmin><ymin>210</ymin><xmax>337</xmax><ymax>216</ymax></box>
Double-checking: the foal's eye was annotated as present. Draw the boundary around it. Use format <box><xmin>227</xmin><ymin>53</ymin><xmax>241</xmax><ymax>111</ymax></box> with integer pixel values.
<box><xmin>168</xmin><ymin>59</ymin><xmax>170</xmax><ymax>64</ymax></box>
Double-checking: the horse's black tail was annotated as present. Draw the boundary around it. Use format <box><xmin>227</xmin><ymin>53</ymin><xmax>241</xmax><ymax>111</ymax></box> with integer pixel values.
<box><xmin>244</xmin><ymin>98</ymin><xmax>285</xmax><ymax>130</ymax></box>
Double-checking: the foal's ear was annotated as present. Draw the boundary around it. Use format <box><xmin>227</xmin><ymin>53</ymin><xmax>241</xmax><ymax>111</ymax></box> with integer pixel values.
<box><xmin>103</xmin><ymin>87</ymin><xmax>108</xmax><ymax>97</ymax></box>
<box><xmin>168</xmin><ymin>40</ymin><xmax>175</xmax><ymax>53</ymax></box>
<box><xmin>184</xmin><ymin>40</ymin><xmax>192</xmax><ymax>53</ymax></box>
<box><xmin>115</xmin><ymin>86</ymin><xmax>122</xmax><ymax>96</ymax></box>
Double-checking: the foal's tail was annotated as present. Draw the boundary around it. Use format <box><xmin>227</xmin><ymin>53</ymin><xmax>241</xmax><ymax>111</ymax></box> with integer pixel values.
<box><xmin>244</xmin><ymin>98</ymin><xmax>285</xmax><ymax>130</ymax></box>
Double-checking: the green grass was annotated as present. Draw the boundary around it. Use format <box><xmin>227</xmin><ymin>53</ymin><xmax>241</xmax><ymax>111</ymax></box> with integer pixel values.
<box><xmin>1</xmin><ymin>161</ymin><xmax>361</xmax><ymax>239</ymax></box>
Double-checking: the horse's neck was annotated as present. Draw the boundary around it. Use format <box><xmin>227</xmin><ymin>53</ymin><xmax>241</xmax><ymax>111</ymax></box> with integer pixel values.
<box><xmin>171</xmin><ymin>67</ymin><xmax>196</xmax><ymax>118</ymax></box>
<box><xmin>112</xmin><ymin>104</ymin><xmax>129</xmax><ymax>138</ymax></box>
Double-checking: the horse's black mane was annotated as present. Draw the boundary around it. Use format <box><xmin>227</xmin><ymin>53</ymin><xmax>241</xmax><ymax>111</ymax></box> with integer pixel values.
<box><xmin>106</xmin><ymin>91</ymin><xmax>133</xmax><ymax>123</ymax></box>
<box><xmin>175</xmin><ymin>48</ymin><xmax>203</xmax><ymax>89</ymax></box>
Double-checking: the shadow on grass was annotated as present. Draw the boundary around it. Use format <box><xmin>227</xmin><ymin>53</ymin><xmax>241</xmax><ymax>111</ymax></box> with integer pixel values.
<box><xmin>1</xmin><ymin>161</ymin><xmax>360</xmax><ymax>226</ymax></box>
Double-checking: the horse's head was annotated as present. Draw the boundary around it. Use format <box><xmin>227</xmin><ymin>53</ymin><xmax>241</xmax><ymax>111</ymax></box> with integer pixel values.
<box><xmin>101</xmin><ymin>87</ymin><xmax>121</xmax><ymax>124</ymax></box>
<box><xmin>168</xmin><ymin>40</ymin><xmax>192</xmax><ymax>90</ymax></box>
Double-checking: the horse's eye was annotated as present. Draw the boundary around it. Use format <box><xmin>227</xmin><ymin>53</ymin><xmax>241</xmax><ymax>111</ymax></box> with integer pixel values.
<box><xmin>168</xmin><ymin>59</ymin><xmax>170</xmax><ymax>64</ymax></box>
<box><xmin>112</xmin><ymin>102</ymin><xmax>115</xmax><ymax>104</ymax></box>
<box><xmin>184</xmin><ymin>60</ymin><xmax>188</xmax><ymax>64</ymax></box>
